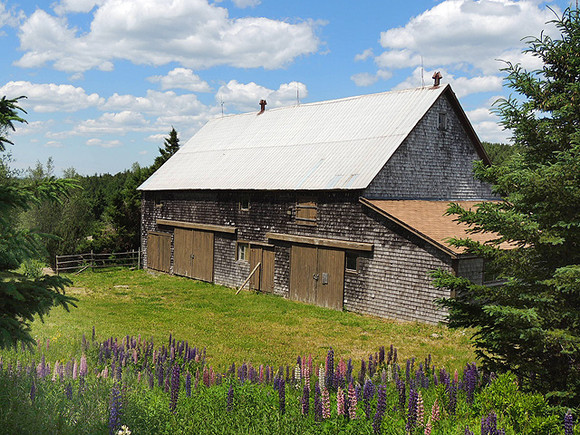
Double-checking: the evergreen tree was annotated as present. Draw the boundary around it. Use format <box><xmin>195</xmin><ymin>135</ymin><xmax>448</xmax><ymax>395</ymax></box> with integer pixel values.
<box><xmin>0</xmin><ymin>96</ymin><xmax>77</xmax><ymax>347</ymax></box>
<box><xmin>152</xmin><ymin>127</ymin><xmax>180</xmax><ymax>171</ymax></box>
<box><xmin>433</xmin><ymin>8</ymin><xmax>580</xmax><ymax>406</ymax></box>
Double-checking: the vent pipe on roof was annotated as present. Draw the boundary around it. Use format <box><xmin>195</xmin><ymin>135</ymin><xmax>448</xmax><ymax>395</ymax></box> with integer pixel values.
<box><xmin>258</xmin><ymin>99</ymin><xmax>267</xmax><ymax>114</ymax></box>
<box><xmin>432</xmin><ymin>71</ymin><xmax>443</xmax><ymax>87</ymax></box>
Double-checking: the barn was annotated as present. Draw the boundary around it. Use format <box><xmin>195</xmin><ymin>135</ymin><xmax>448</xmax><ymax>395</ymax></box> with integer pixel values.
<box><xmin>138</xmin><ymin>83</ymin><xmax>496</xmax><ymax>323</ymax></box>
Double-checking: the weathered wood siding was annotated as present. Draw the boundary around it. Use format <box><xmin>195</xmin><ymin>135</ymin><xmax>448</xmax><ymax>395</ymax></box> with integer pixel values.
<box><xmin>364</xmin><ymin>94</ymin><xmax>494</xmax><ymax>200</ymax></box>
<box><xmin>141</xmin><ymin>190</ymin><xmax>454</xmax><ymax>323</ymax></box>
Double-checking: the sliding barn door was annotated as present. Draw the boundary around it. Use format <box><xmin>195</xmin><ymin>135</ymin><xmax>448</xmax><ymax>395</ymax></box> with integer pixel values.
<box><xmin>173</xmin><ymin>228</ymin><xmax>214</xmax><ymax>282</ymax></box>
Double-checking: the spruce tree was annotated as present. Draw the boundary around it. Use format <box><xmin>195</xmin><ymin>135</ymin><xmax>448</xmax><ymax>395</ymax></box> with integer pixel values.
<box><xmin>433</xmin><ymin>8</ymin><xmax>580</xmax><ymax>406</ymax></box>
<box><xmin>152</xmin><ymin>127</ymin><xmax>180</xmax><ymax>171</ymax></box>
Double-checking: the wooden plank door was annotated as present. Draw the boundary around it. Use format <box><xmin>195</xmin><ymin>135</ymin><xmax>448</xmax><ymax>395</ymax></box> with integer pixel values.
<box><xmin>316</xmin><ymin>247</ymin><xmax>345</xmax><ymax>310</ymax></box>
<box><xmin>249</xmin><ymin>246</ymin><xmax>263</xmax><ymax>290</ymax></box>
<box><xmin>191</xmin><ymin>230</ymin><xmax>214</xmax><ymax>282</ymax></box>
<box><xmin>250</xmin><ymin>246</ymin><xmax>275</xmax><ymax>293</ymax></box>
<box><xmin>147</xmin><ymin>232</ymin><xmax>171</xmax><ymax>273</ymax></box>
<box><xmin>173</xmin><ymin>228</ymin><xmax>193</xmax><ymax>277</ymax></box>
<box><xmin>290</xmin><ymin>245</ymin><xmax>318</xmax><ymax>304</ymax></box>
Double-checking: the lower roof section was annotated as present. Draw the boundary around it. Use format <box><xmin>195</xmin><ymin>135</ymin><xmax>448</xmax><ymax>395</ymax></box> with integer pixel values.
<box><xmin>360</xmin><ymin>198</ymin><xmax>502</xmax><ymax>258</ymax></box>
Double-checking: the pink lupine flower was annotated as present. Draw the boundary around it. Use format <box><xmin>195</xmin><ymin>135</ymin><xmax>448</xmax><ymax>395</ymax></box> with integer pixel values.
<box><xmin>337</xmin><ymin>387</ymin><xmax>345</xmax><ymax>416</ymax></box>
<box><xmin>322</xmin><ymin>387</ymin><xmax>331</xmax><ymax>419</ymax></box>
<box><xmin>454</xmin><ymin>369</ymin><xmax>459</xmax><ymax>384</ymax></box>
<box><xmin>348</xmin><ymin>383</ymin><xmax>358</xmax><ymax>419</ymax></box>
<box><xmin>80</xmin><ymin>354</ymin><xmax>87</xmax><ymax>378</ymax></box>
<box><xmin>431</xmin><ymin>399</ymin><xmax>440</xmax><ymax>423</ymax></box>
<box><xmin>417</xmin><ymin>390</ymin><xmax>424</xmax><ymax>427</ymax></box>
<box><xmin>133</xmin><ymin>349</ymin><xmax>138</xmax><ymax>364</ymax></box>
<box><xmin>72</xmin><ymin>360</ymin><xmax>78</xmax><ymax>380</ymax></box>
<box><xmin>424</xmin><ymin>417</ymin><xmax>432</xmax><ymax>435</ymax></box>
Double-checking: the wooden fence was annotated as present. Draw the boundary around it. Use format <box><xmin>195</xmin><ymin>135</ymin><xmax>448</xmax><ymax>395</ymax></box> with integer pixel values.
<box><xmin>55</xmin><ymin>250</ymin><xmax>140</xmax><ymax>274</ymax></box>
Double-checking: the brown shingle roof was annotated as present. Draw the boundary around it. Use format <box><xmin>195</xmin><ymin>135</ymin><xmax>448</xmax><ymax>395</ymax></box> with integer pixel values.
<box><xmin>361</xmin><ymin>198</ymin><xmax>504</xmax><ymax>257</ymax></box>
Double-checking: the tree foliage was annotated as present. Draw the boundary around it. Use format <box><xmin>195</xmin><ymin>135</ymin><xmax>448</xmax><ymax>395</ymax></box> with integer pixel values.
<box><xmin>0</xmin><ymin>96</ymin><xmax>77</xmax><ymax>348</ymax></box>
<box><xmin>434</xmin><ymin>8</ymin><xmax>580</xmax><ymax>407</ymax></box>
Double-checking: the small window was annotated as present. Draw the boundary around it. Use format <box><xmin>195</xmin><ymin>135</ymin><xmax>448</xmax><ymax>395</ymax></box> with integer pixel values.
<box><xmin>239</xmin><ymin>197</ymin><xmax>250</xmax><ymax>211</ymax></box>
<box><xmin>296</xmin><ymin>197</ymin><xmax>317</xmax><ymax>226</ymax></box>
<box><xmin>438</xmin><ymin>112</ymin><xmax>447</xmax><ymax>131</ymax></box>
<box><xmin>237</xmin><ymin>242</ymin><xmax>249</xmax><ymax>261</ymax></box>
<box><xmin>346</xmin><ymin>252</ymin><xmax>358</xmax><ymax>272</ymax></box>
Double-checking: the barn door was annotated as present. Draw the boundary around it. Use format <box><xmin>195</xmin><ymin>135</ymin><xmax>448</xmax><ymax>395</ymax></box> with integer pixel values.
<box><xmin>147</xmin><ymin>232</ymin><xmax>171</xmax><ymax>273</ymax></box>
<box><xmin>290</xmin><ymin>245</ymin><xmax>344</xmax><ymax>310</ymax></box>
<box><xmin>173</xmin><ymin>228</ymin><xmax>214</xmax><ymax>282</ymax></box>
<box><xmin>249</xmin><ymin>245</ymin><xmax>275</xmax><ymax>293</ymax></box>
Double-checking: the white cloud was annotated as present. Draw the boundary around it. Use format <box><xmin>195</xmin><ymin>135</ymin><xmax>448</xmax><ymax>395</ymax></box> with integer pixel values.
<box><xmin>52</xmin><ymin>0</ymin><xmax>105</xmax><ymax>14</ymax></box>
<box><xmin>232</xmin><ymin>0</ymin><xmax>261</xmax><ymax>8</ymax></box>
<box><xmin>77</xmin><ymin>111</ymin><xmax>150</xmax><ymax>134</ymax></box>
<box><xmin>376</xmin><ymin>0</ymin><xmax>559</xmax><ymax>75</ymax></box>
<box><xmin>354</xmin><ymin>48</ymin><xmax>373</xmax><ymax>62</ymax></box>
<box><xmin>86</xmin><ymin>138</ymin><xmax>122</xmax><ymax>148</ymax></box>
<box><xmin>0</xmin><ymin>2</ymin><xmax>23</xmax><ymax>29</ymax></box>
<box><xmin>16</xmin><ymin>0</ymin><xmax>322</xmax><ymax>73</ymax></box>
<box><xmin>0</xmin><ymin>81</ymin><xmax>103</xmax><ymax>112</ymax></box>
<box><xmin>351</xmin><ymin>72</ymin><xmax>378</xmax><ymax>87</ymax></box>
<box><xmin>44</xmin><ymin>140</ymin><xmax>64</xmax><ymax>148</ymax></box>
<box><xmin>103</xmin><ymin>90</ymin><xmax>207</xmax><ymax>117</ymax></box>
<box><xmin>148</xmin><ymin>68</ymin><xmax>212</xmax><ymax>92</ymax></box>
<box><xmin>215</xmin><ymin>80</ymin><xmax>308</xmax><ymax>112</ymax></box>
<box><xmin>467</xmin><ymin>106</ymin><xmax>511</xmax><ymax>143</ymax></box>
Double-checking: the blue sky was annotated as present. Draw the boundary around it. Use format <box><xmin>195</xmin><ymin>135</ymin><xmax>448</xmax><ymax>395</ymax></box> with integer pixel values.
<box><xmin>0</xmin><ymin>0</ymin><xmax>572</xmax><ymax>175</ymax></box>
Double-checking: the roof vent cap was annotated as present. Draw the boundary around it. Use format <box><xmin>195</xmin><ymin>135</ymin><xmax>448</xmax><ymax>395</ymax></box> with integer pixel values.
<box><xmin>258</xmin><ymin>99</ymin><xmax>267</xmax><ymax>114</ymax></box>
<box><xmin>432</xmin><ymin>71</ymin><xmax>443</xmax><ymax>87</ymax></box>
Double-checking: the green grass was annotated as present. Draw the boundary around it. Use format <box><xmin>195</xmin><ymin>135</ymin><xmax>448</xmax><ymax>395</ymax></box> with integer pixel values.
<box><xmin>31</xmin><ymin>268</ymin><xmax>475</xmax><ymax>371</ymax></box>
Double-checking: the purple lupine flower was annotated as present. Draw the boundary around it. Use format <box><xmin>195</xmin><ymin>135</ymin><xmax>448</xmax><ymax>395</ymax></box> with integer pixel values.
<box><xmin>278</xmin><ymin>378</ymin><xmax>286</xmax><ymax>415</ymax></box>
<box><xmin>65</xmin><ymin>382</ymin><xmax>73</xmax><ymax>400</ymax></box>
<box><xmin>465</xmin><ymin>428</ymin><xmax>474</xmax><ymax>435</ymax></box>
<box><xmin>109</xmin><ymin>385</ymin><xmax>122</xmax><ymax>435</ymax></box>
<box><xmin>314</xmin><ymin>382</ymin><xmax>323</xmax><ymax>422</ymax></box>
<box><xmin>372</xmin><ymin>384</ymin><xmax>387</xmax><ymax>434</ymax></box>
<box><xmin>481</xmin><ymin>411</ymin><xmax>502</xmax><ymax>435</ymax></box>
<box><xmin>447</xmin><ymin>381</ymin><xmax>457</xmax><ymax>415</ymax></box>
<box><xmin>358</xmin><ymin>360</ymin><xmax>366</xmax><ymax>385</ymax></box>
<box><xmin>348</xmin><ymin>383</ymin><xmax>357</xmax><ymax>420</ymax></box>
<box><xmin>30</xmin><ymin>380</ymin><xmax>36</xmax><ymax>404</ymax></box>
<box><xmin>564</xmin><ymin>409</ymin><xmax>574</xmax><ymax>435</ymax></box>
<box><xmin>379</xmin><ymin>346</ymin><xmax>385</xmax><ymax>366</ymax></box>
<box><xmin>149</xmin><ymin>373</ymin><xmax>155</xmax><ymax>389</ymax></box>
<box><xmin>322</xmin><ymin>387</ymin><xmax>330</xmax><ymax>419</ymax></box>
<box><xmin>406</xmin><ymin>387</ymin><xmax>418</xmax><ymax>432</ymax></box>
<box><xmin>396</xmin><ymin>378</ymin><xmax>406</xmax><ymax>413</ymax></box>
<box><xmin>185</xmin><ymin>372</ymin><xmax>192</xmax><ymax>397</ymax></box>
<box><xmin>227</xmin><ymin>383</ymin><xmax>234</xmax><ymax>412</ymax></box>
<box><xmin>337</xmin><ymin>387</ymin><xmax>345</xmax><ymax>416</ymax></box>
<box><xmin>463</xmin><ymin>363</ymin><xmax>478</xmax><ymax>404</ymax></box>
<box><xmin>301</xmin><ymin>384</ymin><xmax>310</xmax><ymax>416</ymax></box>
<box><xmin>325</xmin><ymin>348</ymin><xmax>334</xmax><ymax>391</ymax></box>
<box><xmin>363</xmin><ymin>379</ymin><xmax>375</xmax><ymax>419</ymax></box>
<box><xmin>346</xmin><ymin>359</ymin><xmax>353</xmax><ymax>384</ymax></box>
<box><xmin>439</xmin><ymin>368</ymin><xmax>450</xmax><ymax>388</ymax></box>
<box><xmin>169</xmin><ymin>364</ymin><xmax>180</xmax><ymax>413</ymax></box>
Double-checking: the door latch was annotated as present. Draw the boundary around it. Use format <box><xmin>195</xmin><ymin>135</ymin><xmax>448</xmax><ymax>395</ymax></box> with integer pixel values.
<box><xmin>313</xmin><ymin>273</ymin><xmax>319</xmax><ymax>281</ymax></box>
<box><xmin>191</xmin><ymin>254</ymin><xmax>195</xmax><ymax>259</ymax></box>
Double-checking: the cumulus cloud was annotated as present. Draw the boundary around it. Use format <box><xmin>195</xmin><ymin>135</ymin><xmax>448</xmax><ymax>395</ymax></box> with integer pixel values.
<box><xmin>467</xmin><ymin>105</ymin><xmax>511</xmax><ymax>143</ymax></box>
<box><xmin>103</xmin><ymin>90</ymin><xmax>207</xmax><ymax>117</ymax></box>
<box><xmin>232</xmin><ymin>0</ymin><xmax>261</xmax><ymax>8</ymax></box>
<box><xmin>86</xmin><ymin>138</ymin><xmax>122</xmax><ymax>148</ymax></box>
<box><xmin>0</xmin><ymin>2</ymin><xmax>23</xmax><ymax>29</ymax></box>
<box><xmin>351</xmin><ymin>72</ymin><xmax>378</xmax><ymax>87</ymax></box>
<box><xmin>52</xmin><ymin>0</ymin><xmax>105</xmax><ymax>14</ymax></box>
<box><xmin>354</xmin><ymin>48</ymin><xmax>373</xmax><ymax>62</ymax></box>
<box><xmin>377</xmin><ymin>0</ymin><xmax>559</xmax><ymax>75</ymax></box>
<box><xmin>44</xmin><ymin>140</ymin><xmax>64</xmax><ymax>148</ymax></box>
<box><xmin>0</xmin><ymin>81</ymin><xmax>103</xmax><ymax>112</ymax></box>
<box><xmin>215</xmin><ymin>80</ymin><xmax>308</xmax><ymax>112</ymax></box>
<box><xmin>148</xmin><ymin>68</ymin><xmax>212</xmax><ymax>92</ymax></box>
<box><xmin>16</xmin><ymin>0</ymin><xmax>321</xmax><ymax>73</ymax></box>
<box><xmin>76</xmin><ymin>111</ymin><xmax>150</xmax><ymax>134</ymax></box>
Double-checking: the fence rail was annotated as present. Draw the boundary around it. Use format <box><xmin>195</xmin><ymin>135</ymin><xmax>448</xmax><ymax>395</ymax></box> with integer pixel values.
<box><xmin>55</xmin><ymin>250</ymin><xmax>141</xmax><ymax>274</ymax></box>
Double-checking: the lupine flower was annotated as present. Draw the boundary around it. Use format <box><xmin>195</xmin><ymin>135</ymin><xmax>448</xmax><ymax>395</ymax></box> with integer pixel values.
<box><xmin>72</xmin><ymin>360</ymin><xmax>78</xmax><ymax>380</ymax></box>
<box><xmin>322</xmin><ymin>387</ymin><xmax>330</xmax><ymax>419</ymax></box>
<box><xmin>396</xmin><ymin>378</ymin><xmax>406</xmax><ymax>412</ymax></box>
<box><xmin>186</xmin><ymin>372</ymin><xmax>192</xmax><ymax>397</ymax></box>
<box><xmin>116</xmin><ymin>425</ymin><xmax>131</xmax><ymax>435</ymax></box>
<box><xmin>227</xmin><ymin>383</ymin><xmax>234</xmax><ymax>412</ymax></box>
<box><xmin>379</xmin><ymin>346</ymin><xmax>385</xmax><ymax>366</ymax></box>
<box><xmin>346</xmin><ymin>359</ymin><xmax>353</xmax><ymax>384</ymax></box>
<box><xmin>448</xmin><ymin>381</ymin><xmax>457</xmax><ymax>415</ymax></box>
<box><xmin>463</xmin><ymin>363</ymin><xmax>478</xmax><ymax>404</ymax></box>
<box><xmin>169</xmin><ymin>364</ymin><xmax>180</xmax><ymax>413</ymax></box>
<box><xmin>294</xmin><ymin>364</ymin><xmax>301</xmax><ymax>384</ymax></box>
<box><xmin>279</xmin><ymin>378</ymin><xmax>286</xmax><ymax>414</ymax></box>
<box><xmin>431</xmin><ymin>399</ymin><xmax>440</xmax><ymax>423</ymax></box>
<box><xmin>424</xmin><ymin>417</ymin><xmax>432</xmax><ymax>435</ymax></box>
<box><xmin>325</xmin><ymin>348</ymin><xmax>334</xmax><ymax>390</ymax></box>
<box><xmin>564</xmin><ymin>409</ymin><xmax>574</xmax><ymax>435</ymax></box>
<box><xmin>30</xmin><ymin>380</ymin><xmax>36</xmax><ymax>404</ymax></box>
<box><xmin>417</xmin><ymin>390</ymin><xmax>424</xmax><ymax>427</ymax></box>
<box><xmin>348</xmin><ymin>383</ymin><xmax>358</xmax><ymax>419</ymax></box>
<box><xmin>109</xmin><ymin>385</ymin><xmax>122</xmax><ymax>435</ymax></box>
<box><xmin>318</xmin><ymin>365</ymin><xmax>325</xmax><ymax>389</ymax></box>
<box><xmin>65</xmin><ymin>382</ymin><xmax>73</xmax><ymax>400</ymax></box>
<box><xmin>481</xmin><ymin>411</ymin><xmax>505</xmax><ymax>435</ymax></box>
<box><xmin>301</xmin><ymin>384</ymin><xmax>310</xmax><ymax>416</ymax></box>
<box><xmin>358</xmin><ymin>360</ymin><xmax>366</xmax><ymax>384</ymax></box>
<box><xmin>406</xmin><ymin>387</ymin><xmax>418</xmax><ymax>432</ymax></box>
<box><xmin>465</xmin><ymin>428</ymin><xmax>474</xmax><ymax>435</ymax></box>
<box><xmin>372</xmin><ymin>384</ymin><xmax>387</xmax><ymax>434</ymax></box>
<box><xmin>337</xmin><ymin>387</ymin><xmax>345</xmax><ymax>416</ymax></box>
<box><xmin>363</xmin><ymin>379</ymin><xmax>375</xmax><ymax>419</ymax></box>
<box><xmin>314</xmin><ymin>383</ymin><xmax>323</xmax><ymax>421</ymax></box>
<box><xmin>387</xmin><ymin>364</ymin><xmax>392</xmax><ymax>382</ymax></box>
<box><xmin>80</xmin><ymin>354</ymin><xmax>87</xmax><ymax>378</ymax></box>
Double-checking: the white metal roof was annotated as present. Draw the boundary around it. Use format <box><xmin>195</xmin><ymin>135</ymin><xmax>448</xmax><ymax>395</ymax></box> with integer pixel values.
<box><xmin>139</xmin><ymin>85</ymin><xmax>449</xmax><ymax>191</ymax></box>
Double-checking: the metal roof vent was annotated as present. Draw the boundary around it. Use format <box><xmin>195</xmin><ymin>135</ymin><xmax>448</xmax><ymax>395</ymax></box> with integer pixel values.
<box><xmin>432</xmin><ymin>71</ymin><xmax>442</xmax><ymax>87</ymax></box>
<box><xmin>258</xmin><ymin>99</ymin><xmax>267</xmax><ymax>114</ymax></box>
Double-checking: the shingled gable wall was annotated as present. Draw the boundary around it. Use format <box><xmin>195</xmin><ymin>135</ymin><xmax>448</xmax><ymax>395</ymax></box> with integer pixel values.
<box><xmin>364</xmin><ymin>92</ymin><xmax>494</xmax><ymax>200</ymax></box>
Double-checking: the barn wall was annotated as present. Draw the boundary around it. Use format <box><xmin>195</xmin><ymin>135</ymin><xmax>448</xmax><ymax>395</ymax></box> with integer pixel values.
<box><xmin>141</xmin><ymin>189</ymin><xmax>454</xmax><ymax>323</ymax></box>
<box><xmin>364</xmin><ymin>94</ymin><xmax>495</xmax><ymax>200</ymax></box>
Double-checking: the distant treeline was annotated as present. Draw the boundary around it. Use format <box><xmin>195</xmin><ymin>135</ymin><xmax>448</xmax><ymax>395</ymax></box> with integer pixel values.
<box><xmin>482</xmin><ymin>141</ymin><xmax>520</xmax><ymax>165</ymax></box>
<box><xmin>15</xmin><ymin>128</ymin><xmax>180</xmax><ymax>267</ymax></box>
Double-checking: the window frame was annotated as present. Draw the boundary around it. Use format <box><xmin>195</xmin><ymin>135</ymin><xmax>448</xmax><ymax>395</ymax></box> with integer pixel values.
<box><xmin>345</xmin><ymin>251</ymin><xmax>359</xmax><ymax>273</ymax></box>
<box><xmin>236</xmin><ymin>242</ymin><xmax>249</xmax><ymax>261</ymax></box>
<box><xmin>296</xmin><ymin>197</ymin><xmax>317</xmax><ymax>226</ymax></box>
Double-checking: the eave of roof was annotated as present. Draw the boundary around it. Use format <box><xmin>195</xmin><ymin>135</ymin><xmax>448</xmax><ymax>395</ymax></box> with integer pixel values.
<box><xmin>360</xmin><ymin>198</ymin><xmax>503</xmax><ymax>258</ymax></box>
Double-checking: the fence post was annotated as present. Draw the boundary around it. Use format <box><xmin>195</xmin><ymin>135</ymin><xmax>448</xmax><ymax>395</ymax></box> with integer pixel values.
<box><xmin>55</xmin><ymin>255</ymin><xmax>59</xmax><ymax>275</ymax></box>
<box><xmin>137</xmin><ymin>248</ymin><xmax>141</xmax><ymax>270</ymax></box>
<box><xmin>91</xmin><ymin>250</ymin><xmax>94</xmax><ymax>270</ymax></box>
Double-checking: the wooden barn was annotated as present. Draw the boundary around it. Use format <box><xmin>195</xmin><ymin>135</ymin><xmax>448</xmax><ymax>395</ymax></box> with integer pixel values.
<box><xmin>138</xmin><ymin>83</ymin><xmax>496</xmax><ymax>323</ymax></box>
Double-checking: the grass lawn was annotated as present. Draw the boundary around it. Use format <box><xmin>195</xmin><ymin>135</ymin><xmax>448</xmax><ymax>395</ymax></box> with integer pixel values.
<box><xmin>31</xmin><ymin>268</ymin><xmax>475</xmax><ymax>371</ymax></box>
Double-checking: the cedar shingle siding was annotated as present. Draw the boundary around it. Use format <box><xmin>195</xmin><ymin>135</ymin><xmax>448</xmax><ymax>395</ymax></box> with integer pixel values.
<box><xmin>140</xmin><ymin>85</ymin><xmax>497</xmax><ymax>324</ymax></box>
